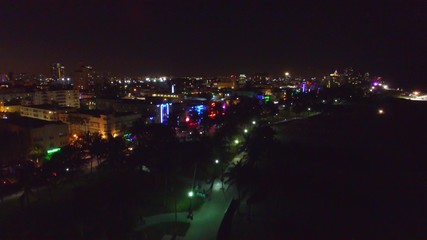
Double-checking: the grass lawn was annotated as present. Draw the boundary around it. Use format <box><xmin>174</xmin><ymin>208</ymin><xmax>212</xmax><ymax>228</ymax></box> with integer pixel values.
<box><xmin>0</xmin><ymin>167</ymin><xmax>205</xmax><ymax>239</ymax></box>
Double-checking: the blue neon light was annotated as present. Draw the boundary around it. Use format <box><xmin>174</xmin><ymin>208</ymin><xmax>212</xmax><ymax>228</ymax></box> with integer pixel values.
<box><xmin>160</xmin><ymin>103</ymin><xmax>172</xmax><ymax>124</ymax></box>
<box><xmin>192</xmin><ymin>105</ymin><xmax>206</xmax><ymax>115</ymax></box>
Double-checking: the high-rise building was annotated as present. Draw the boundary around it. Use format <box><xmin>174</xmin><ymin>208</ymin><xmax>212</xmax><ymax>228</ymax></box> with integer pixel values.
<box><xmin>51</xmin><ymin>63</ymin><xmax>65</xmax><ymax>81</ymax></box>
<box><xmin>72</xmin><ymin>64</ymin><xmax>95</xmax><ymax>90</ymax></box>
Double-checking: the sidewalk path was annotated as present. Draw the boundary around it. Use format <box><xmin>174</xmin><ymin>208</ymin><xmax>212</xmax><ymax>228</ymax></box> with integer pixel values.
<box><xmin>135</xmin><ymin>179</ymin><xmax>236</xmax><ymax>240</ymax></box>
<box><xmin>184</xmin><ymin>179</ymin><xmax>234</xmax><ymax>240</ymax></box>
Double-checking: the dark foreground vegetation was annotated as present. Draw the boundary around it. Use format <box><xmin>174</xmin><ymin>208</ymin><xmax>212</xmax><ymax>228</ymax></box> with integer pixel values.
<box><xmin>231</xmin><ymin>97</ymin><xmax>427</xmax><ymax>239</ymax></box>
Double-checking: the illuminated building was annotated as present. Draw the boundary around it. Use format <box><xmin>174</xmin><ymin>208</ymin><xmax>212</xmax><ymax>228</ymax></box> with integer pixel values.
<box><xmin>158</xmin><ymin>103</ymin><xmax>172</xmax><ymax>124</ymax></box>
<box><xmin>33</xmin><ymin>89</ymin><xmax>80</xmax><ymax>108</ymax></box>
<box><xmin>0</xmin><ymin>117</ymin><xmax>69</xmax><ymax>165</ymax></box>
<box><xmin>184</xmin><ymin>104</ymin><xmax>207</xmax><ymax>126</ymax></box>
<box><xmin>0</xmin><ymin>101</ymin><xmax>21</xmax><ymax>113</ymax></box>
<box><xmin>20</xmin><ymin>104</ymin><xmax>75</xmax><ymax>122</ymax></box>
<box><xmin>72</xmin><ymin>65</ymin><xmax>95</xmax><ymax>90</ymax></box>
<box><xmin>0</xmin><ymin>87</ymin><xmax>33</xmax><ymax>102</ymax></box>
<box><xmin>64</xmin><ymin>110</ymin><xmax>141</xmax><ymax>138</ymax></box>
<box><xmin>211</xmin><ymin>76</ymin><xmax>236</xmax><ymax>90</ymax></box>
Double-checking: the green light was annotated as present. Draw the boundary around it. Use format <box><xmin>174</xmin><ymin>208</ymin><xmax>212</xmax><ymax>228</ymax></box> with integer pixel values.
<box><xmin>188</xmin><ymin>191</ymin><xmax>194</xmax><ymax>198</ymax></box>
<box><xmin>47</xmin><ymin>148</ymin><xmax>61</xmax><ymax>154</ymax></box>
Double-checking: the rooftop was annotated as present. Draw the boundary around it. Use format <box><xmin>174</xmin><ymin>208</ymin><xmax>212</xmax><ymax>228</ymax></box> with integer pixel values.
<box><xmin>0</xmin><ymin>116</ymin><xmax>65</xmax><ymax>129</ymax></box>
<box><xmin>23</xmin><ymin>104</ymin><xmax>76</xmax><ymax>111</ymax></box>
<box><xmin>72</xmin><ymin>109</ymin><xmax>140</xmax><ymax>118</ymax></box>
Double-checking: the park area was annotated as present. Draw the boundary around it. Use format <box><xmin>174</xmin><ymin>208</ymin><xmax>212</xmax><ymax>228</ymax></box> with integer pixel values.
<box><xmin>230</xmin><ymin>98</ymin><xmax>427</xmax><ymax>239</ymax></box>
<box><xmin>0</xmin><ymin>167</ymin><xmax>204</xmax><ymax>239</ymax></box>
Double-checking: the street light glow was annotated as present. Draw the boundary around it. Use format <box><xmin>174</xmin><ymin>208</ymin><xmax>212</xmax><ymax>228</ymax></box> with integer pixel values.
<box><xmin>188</xmin><ymin>191</ymin><xmax>194</xmax><ymax>198</ymax></box>
<box><xmin>215</xmin><ymin>159</ymin><xmax>219</xmax><ymax>164</ymax></box>
<box><xmin>234</xmin><ymin>139</ymin><xmax>239</xmax><ymax>144</ymax></box>
<box><xmin>244</xmin><ymin>129</ymin><xmax>248</xmax><ymax>133</ymax></box>
<box><xmin>252</xmin><ymin>121</ymin><xmax>256</xmax><ymax>125</ymax></box>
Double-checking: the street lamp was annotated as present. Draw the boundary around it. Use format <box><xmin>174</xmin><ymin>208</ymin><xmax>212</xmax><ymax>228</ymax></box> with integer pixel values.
<box><xmin>187</xmin><ymin>190</ymin><xmax>194</xmax><ymax>220</ymax></box>
<box><xmin>252</xmin><ymin>121</ymin><xmax>256</xmax><ymax>125</ymax></box>
<box><xmin>188</xmin><ymin>190</ymin><xmax>194</xmax><ymax>198</ymax></box>
<box><xmin>244</xmin><ymin>128</ymin><xmax>248</xmax><ymax>134</ymax></box>
<box><xmin>234</xmin><ymin>139</ymin><xmax>239</xmax><ymax>144</ymax></box>
<box><xmin>215</xmin><ymin>159</ymin><xmax>219</xmax><ymax>164</ymax></box>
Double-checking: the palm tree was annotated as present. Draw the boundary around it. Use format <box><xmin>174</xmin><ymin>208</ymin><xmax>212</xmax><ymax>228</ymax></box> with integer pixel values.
<box><xmin>29</xmin><ymin>144</ymin><xmax>45</xmax><ymax>167</ymax></box>
<box><xmin>224</xmin><ymin>161</ymin><xmax>254</xmax><ymax>202</ymax></box>
<box><xmin>83</xmin><ymin>132</ymin><xmax>106</xmax><ymax>172</ymax></box>
<box><xmin>103</xmin><ymin>135</ymin><xmax>127</xmax><ymax>168</ymax></box>
<box><xmin>243</xmin><ymin>125</ymin><xmax>277</xmax><ymax>167</ymax></box>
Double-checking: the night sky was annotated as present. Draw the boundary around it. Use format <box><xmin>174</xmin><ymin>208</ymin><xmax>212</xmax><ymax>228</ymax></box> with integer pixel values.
<box><xmin>0</xmin><ymin>0</ymin><xmax>426</xmax><ymax>87</ymax></box>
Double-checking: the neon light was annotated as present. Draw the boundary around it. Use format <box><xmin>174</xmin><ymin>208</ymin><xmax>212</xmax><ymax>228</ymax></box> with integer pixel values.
<box><xmin>193</xmin><ymin>105</ymin><xmax>206</xmax><ymax>115</ymax></box>
<box><xmin>160</xmin><ymin>104</ymin><xmax>163</xmax><ymax>123</ymax></box>
<box><xmin>47</xmin><ymin>148</ymin><xmax>61</xmax><ymax>154</ymax></box>
<box><xmin>166</xmin><ymin>103</ymin><xmax>170</xmax><ymax>115</ymax></box>
<box><xmin>159</xmin><ymin>103</ymin><xmax>171</xmax><ymax>124</ymax></box>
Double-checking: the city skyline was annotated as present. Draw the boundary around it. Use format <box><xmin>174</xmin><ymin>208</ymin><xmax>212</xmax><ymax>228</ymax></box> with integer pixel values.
<box><xmin>1</xmin><ymin>1</ymin><xmax>426</xmax><ymax>88</ymax></box>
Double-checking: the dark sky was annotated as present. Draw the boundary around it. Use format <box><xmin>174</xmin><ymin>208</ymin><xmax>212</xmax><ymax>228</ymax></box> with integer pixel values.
<box><xmin>0</xmin><ymin>0</ymin><xmax>426</xmax><ymax>87</ymax></box>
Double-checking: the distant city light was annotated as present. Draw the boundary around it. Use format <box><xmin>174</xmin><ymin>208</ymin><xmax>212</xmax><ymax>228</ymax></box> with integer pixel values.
<box><xmin>252</xmin><ymin>121</ymin><xmax>256</xmax><ymax>125</ymax></box>
<box><xmin>234</xmin><ymin>139</ymin><xmax>239</xmax><ymax>144</ymax></box>
<box><xmin>378</xmin><ymin>109</ymin><xmax>384</xmax><ymax>114</ymax></box>
<box><xmin>244</xmin><ymin>129</ymin><xmax>248</xmax><ymax>133</ymax></box>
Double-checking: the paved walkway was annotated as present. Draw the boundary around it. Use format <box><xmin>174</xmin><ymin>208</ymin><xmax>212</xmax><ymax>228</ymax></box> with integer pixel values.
<box><xmin>135</xmin><ymin>179</ymin><xmax>236</xmax><ymax>240</ymax></box>
<box><xmin>133</xmin><ymin>144</ymin><xmax>247</xmax><ymax>239</ymax></box>
<box><xmin>184</xmin><ymin>180</ymin><xmax>234</xmax><ymax>240</ymax></box>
